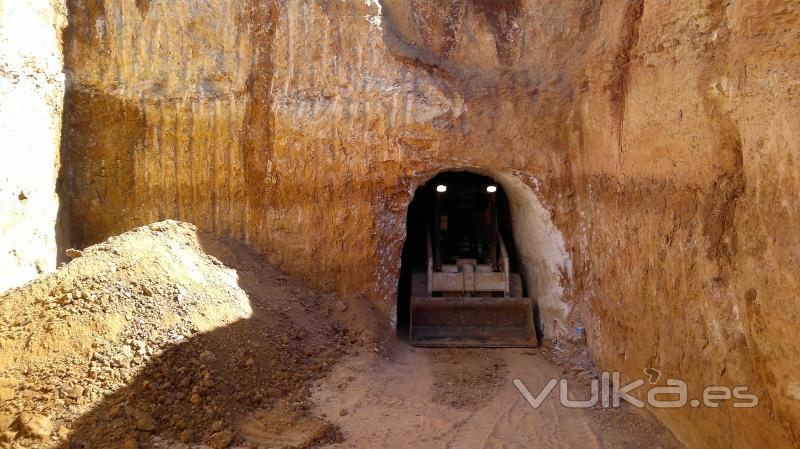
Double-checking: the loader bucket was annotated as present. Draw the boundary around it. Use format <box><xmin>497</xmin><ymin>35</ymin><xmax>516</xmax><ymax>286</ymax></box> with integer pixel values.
<box><xmin>409</xmin><ymin>297</ymin><xmax>537</xmax><ymax>348</ymax></box>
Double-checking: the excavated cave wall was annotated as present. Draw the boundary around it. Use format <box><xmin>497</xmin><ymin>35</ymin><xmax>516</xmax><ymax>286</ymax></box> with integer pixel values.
<box><xmin>0</xmin><ymin>0</ymin><xmax>67</xmax><ymax>292</ymax></box>
<box><xmin>55</xmin><ymin>1</ymin><xmax>799</xmax><ymax>448</ymax></box>
<box><xmin>578</xmin><ymin>2</ymin><xmax>800</xmax><ymax>447</ymax></box>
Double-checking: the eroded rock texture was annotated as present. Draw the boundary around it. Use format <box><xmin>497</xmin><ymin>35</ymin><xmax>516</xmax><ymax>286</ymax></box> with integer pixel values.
<box><xmin>57</xmin><ymin>1</ymin><xmax>799</xmax><ymax>448</ymax></box>
<box><xmin>0</xmin><ymin>0</ymin><xmax>67</xmax><ymax>291</ymax></box>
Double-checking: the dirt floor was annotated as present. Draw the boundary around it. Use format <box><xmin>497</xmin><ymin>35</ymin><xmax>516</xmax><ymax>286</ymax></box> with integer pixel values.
<box><xmin>0</xmin><ymin>221</ymin><xmax>682</xmax><ymax>448</ymax></box>
<box><xmin>314</xmin><ymin>345</ymin><xmax>683</xmax><ymax>449</ymax></box>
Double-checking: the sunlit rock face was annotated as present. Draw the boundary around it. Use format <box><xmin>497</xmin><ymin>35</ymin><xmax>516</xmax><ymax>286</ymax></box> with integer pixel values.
<box><xmin>0</xmin><ymin>0</ymin><xmax>67</xmax><ymax>292</ymax></box>
<box><xmin>56</xmin><ymin>1</ymin><xmax>799</xmax><ymax>448</ymax></box>
<box><xmin>60</xmin><ymin>0</ymin><xmax>585</xmax><ymax>333</ymax></box>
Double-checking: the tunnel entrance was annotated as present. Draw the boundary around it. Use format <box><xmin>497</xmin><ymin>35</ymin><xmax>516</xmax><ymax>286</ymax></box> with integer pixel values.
<box><xmin>396</xmin><ymin>171</ymin><xmax>534</xmax><ymax>346</ymax></box>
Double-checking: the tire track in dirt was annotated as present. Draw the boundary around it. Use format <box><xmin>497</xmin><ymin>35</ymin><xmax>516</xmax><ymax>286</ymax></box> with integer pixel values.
<box><xmin>312</xmin><ymin>346</ymin><xmax>681</xmax><ymax>449</ymax></box>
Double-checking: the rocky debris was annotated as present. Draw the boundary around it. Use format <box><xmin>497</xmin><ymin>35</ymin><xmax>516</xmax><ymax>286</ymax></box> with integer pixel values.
<box><xmin>541</xmin><ymin>338</ymin><xmax>600</xmax><ymax>385</ymax></box>
<box><xmin>0</xmin><ymin>221</ymin><xmax>363</xmax><ymax>448</ymax></box>
<box><xmin>64</xmin><ymin>248</ymin><xmax>83</xmax><ymax>260</ymax></box>
<box><xmin>0</xmin><ymin>430</ymin><xmax>17</xmax><ymax>443</ymax></box>
<box><xmin>0</xmin><ymin>388</ymin><xmax>14</xmax><ymax>403</ymax></box>
<box><xmin>0</xmin><ymin>378</ymin><xmax>18</xmax><ymax>404</ymax></box>
<box><xmin>0</xmin><ymin>414</ymin><xmax>13</xmax><ymax>431</ymax></box>
<box><xmin>134</xmin><ymin>410</ymin><xmax>156</xmax><ymax>432</ymax></box>
<box><xmin>56</xmin><ymin>425</ymin><xmax>69</xmax><ymax>440</ymax></box>
<box><xmin>209</xmin><ymin>430</ymin><xmax>233</xmax><ymax>449</ymax></box>
<box><xmin>16</xmin><ymin>412</ymin><xmax>52</xmax><ymax>439</ymax></box>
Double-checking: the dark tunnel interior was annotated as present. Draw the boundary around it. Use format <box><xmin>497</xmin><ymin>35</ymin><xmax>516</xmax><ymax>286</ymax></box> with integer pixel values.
<box><xmin>395</xmin><ymin>171</ymin><xmax>523</xmax><ymax>338</ymax></box>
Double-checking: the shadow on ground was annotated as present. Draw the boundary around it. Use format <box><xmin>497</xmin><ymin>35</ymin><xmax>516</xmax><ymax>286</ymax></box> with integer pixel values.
<box><xmin>61</xmin><ymin>234</ymin><xmax>356</xmax><ymax>448</ymax></box>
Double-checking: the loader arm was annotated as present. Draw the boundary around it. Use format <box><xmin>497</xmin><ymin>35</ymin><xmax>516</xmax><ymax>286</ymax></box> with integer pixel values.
<box><xmin>499</xmin><ymin>233</ymin><xmax>510</xmax><ymax>297</ymax></box>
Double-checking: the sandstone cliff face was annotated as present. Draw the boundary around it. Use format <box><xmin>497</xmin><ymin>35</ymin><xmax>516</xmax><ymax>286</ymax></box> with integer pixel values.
<box><xmin>0</xmin><ymin>0</ymin><xmax>66</xmax><ymax>292</ymax></box>
<box><xmin>578</xmin><ymin>2</ymin><xmax>800</xmax><ymax>447</ymax></box>
<box><xmin>57</xmin><ymin>1</ymin><xmax>799</xmax><ymax>448</ymax></box>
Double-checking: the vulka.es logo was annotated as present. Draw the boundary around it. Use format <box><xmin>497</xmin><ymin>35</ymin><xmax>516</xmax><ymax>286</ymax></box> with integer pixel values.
<box><xmin>514</xmin><ymin>368</ymin><xmax>759</xmax><ymax>409</ymax></box>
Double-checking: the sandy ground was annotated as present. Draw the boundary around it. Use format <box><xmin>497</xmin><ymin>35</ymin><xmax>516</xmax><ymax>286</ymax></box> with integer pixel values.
<box><xmin>314</xmin><ymin>346</ymin><xmax>684</xmax><ymax>449</ymax></box>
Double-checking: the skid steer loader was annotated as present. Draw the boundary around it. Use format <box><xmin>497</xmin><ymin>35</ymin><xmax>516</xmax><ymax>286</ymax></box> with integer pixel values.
<box><xmin>409</xmin><ymin>181</ymin><xmax>537</xmax><ymax>348</ymax></box>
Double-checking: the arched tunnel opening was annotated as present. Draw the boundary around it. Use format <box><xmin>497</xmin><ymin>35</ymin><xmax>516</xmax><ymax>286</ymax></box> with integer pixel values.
<box><xmin>396</xmin><ymin>171</ymin><xmax>533</xmax><ymax>345</ymax></box>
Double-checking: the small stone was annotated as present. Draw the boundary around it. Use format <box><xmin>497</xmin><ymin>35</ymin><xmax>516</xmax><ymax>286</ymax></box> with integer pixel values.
<box><xmin>179</xmin><ymin>429</ymin><xmax>192</xmax><ymax>443</ymax></box>
<box><xmin>57</xmin><ymin>425</ymin><xmax>70</xmax><ymax>439</ymax></box>
<box><xmin>122</xmin><ymin>437</ymin><xmax>138</xmax><ymax>449</ymax></box>
<box><xmin>135</xmin><ymin>411</ymin><xmax>155</xmax><ymax>431</ymax></box>
<box><xmin>59</xmin><ymin>293</ymin><xmax>72</xmax><ymax>304</ymax></box>
<box><xmin>107</xmin><ymin>404</ymin><xmax>121</xmax><ymax>419</ymax></box>
<box><xmin>0</xmin><ymin>387</ymin><xmax>14</xmax><ymax>402</ymax></box>
<box><xmin>0</xmin><ymin>378</ymin><xmax>18</xmax><ymax>388</ymax></box>
<box><xmin>65</xmin><ymin>248</ymin><xmax>83</xmax><ymax>259</ymax></box>
<box><xmin>245</xmin><ymin>358</ymin><xmax>255</xmax><ymax>368</ymax></box>
<box><xmin>0</xmin><ymin>414</ymin><xmax>13</xmax><ymax>432</ymax></box>
<box><xmin>333</xmin><ymin>300</ymin><xmax>347</xmax><ymax>313</ymax></box>
<box><xmin>210</xmin><ymin>430</ymin><xmax>233</xmax><ymax>449</ymax></box>
<box><xmin>132</xmin><ymin>340</ymin><xmax>147</xmax><ymax>355</ymax></box>
<box><xmin>70</xmin><ymin>385</ymin><xmax>85</xmax><ymax>399</ymax></box>
<box><xmin>339</xmin><ymin>408</ymin><xmax>348</xmax><ymax>416</ymax></box>
<box><xmin>210</xmin><ymin>420</ymin><xmax>223</xmax><ymax>433</ymax></box>
<box><xmin>17</xmin><ymin>412</ymin><xmax>52</xmax><ymax>439</ymax></box>
<box><xmin>199</xmin><ymin>350</ymin><xmax>216</xmax><ymax>363</ymax></box>
<box><xmin>121</xmin><ymin>346</ymin><xmax>134</xmax><ymax>358</ymax></box>
<box><xmin>0</xmin><ymin>431</ymin><xmax>16</xmax><ymax>442</ymax></box>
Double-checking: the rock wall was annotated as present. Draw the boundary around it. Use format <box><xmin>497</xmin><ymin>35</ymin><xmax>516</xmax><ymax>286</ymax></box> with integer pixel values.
<box><xmin>62</xmin><ymin>0</ymin><xmax>585</xmax><ymax>332</ymax></box>
<box><xmin>59</xmin><ymin>1</ymin><xmax>799</xmax><ymax>448</ymax></box>
<box><xmin>0</xmin><ymin>0</ymin><xmax>66</xmax><ymax>293</ymax></box>
<box><xmin>577</xmin><ymin>2</ymin><xmax>800</xmax><ymax>447</ymax></box>
<box><xmin>60</xmin><ymin>0</ymin><xmax>254</xmax><ymax>247</ymax></box>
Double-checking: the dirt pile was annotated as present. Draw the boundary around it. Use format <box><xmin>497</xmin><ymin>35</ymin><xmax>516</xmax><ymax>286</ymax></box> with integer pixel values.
<box><xmin>0</xmin><ymin>220</ymin><xmax>363</xmax><ymax>448</ymax></box>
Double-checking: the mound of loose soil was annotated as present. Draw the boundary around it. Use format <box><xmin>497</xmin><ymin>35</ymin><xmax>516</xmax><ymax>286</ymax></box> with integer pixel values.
<box><xmin>0</xmin><ymin>221</ymin><xmax>363</xmax><ymax>448</ymax></box>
